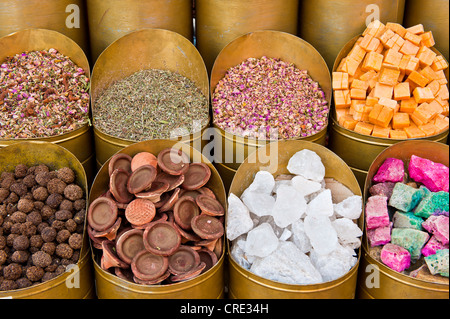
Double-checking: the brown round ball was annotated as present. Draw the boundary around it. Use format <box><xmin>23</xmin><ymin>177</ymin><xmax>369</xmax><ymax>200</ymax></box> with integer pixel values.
<box><xmin>26</xmin><ymin>265</ymin><xmax>45</xmax><ymax>282</ymax></box>
<box><xmin>21</xmin><ymin>221</ymin><xmax>37</xmax><ymax>237</ymax></box>
<box><xmin>47</xmin><ymin>178</ymin><xmax>67</xmax><ymax>195</ymax></box>
<box><xmin>32</xmin><ymin>186</ymin><xmax>49</xmax><ymax>202</ymax></box>
<box><xmin>68</xmin><ymin>233</ymin><xmax>83</xmax><ymax>250</ymax></box>
<box><xmin>55</xmin><ymin>243</ymin><xmax>73</xmax><ymax>259</ymax></box>
<box><xmin>41</xmin><ymin>242</ymin><xmax>56</xmax><ymax>255</ymax></box>
<box><xmin>0</xmin><ymin>188</ymin><xmax>10</xmax><ymax>202</ymax></box>
<box><xmin>14</xmin><ymin>164</ymin><xmax>28</xmax><ymax>179</ymax></box>
<box><xmin>32</xmin><ymin>251</ymin><xmax>52</xmax><ymax>268</ymax></box>
<box><xmin>3</xmin><ymin>263</ymin><xmax>22</xmax><ymax>280</ymax></box>
<box><xmin>65</xmin><ymin>219</ymin><xmax>77</xmax><ymax>233</ymax></box>
<box><xmin>73</xmin><ymin>199</ymin><xmax>86</xmax><ymax>211</ymax></box>
<box><xmin>16</xmin><ymin>277</ymin><xmax>33</xmax><ymax>289</ymax></box>
<box><xmin>41</xmin><ymin>227</ymin><xmax>57</xmax><ymax>243</ymax></box>
<box><xmin>29</xmin><ymin>234</ymin><xmax>43</xmax><ymax>248</ymax></box>
<box><xmin>0</xmin><ymin>249</ymin><xmax>7</xmax><ymax>265</ymax></box>
<box><xmin>63</xmin><ymin>184</ymin><xmax>83</xmax><ymax>201</ymax></box>
<box><xmin>56</xmin><ymin>229</ymin><xmax>70</xmax><ymax>243</ymax></box>
<box><xmin>46</xmin><ymin>193</ymin><xmax>63</xmax><ymax>209</ymax></box>
<box><xmin>40</xmin><ymin>205</ymin><xmax>54</xmax><ymax>220</ymax></box>
<box><xmin>57</xmin><ymin>167</ymin><xmax>75</xmax><ymax>184</ymax></box>
<box><xmin>0</xmin><ymin>279</ymin><xmax>18</xmax><ymax>291</ymax></box>
<box><xmin>35</xmin><ymin>172</ymin><xmax>52</xmax><ymax>187</ymax></box>
<box><xmin>22</xmin><ymin>174</ymin><xmax>37</xmax><ymax>188</ymax></box>
<box><xmin>34</xmin><ymin>164</ymin><xmax>49</xmax><ymax>175</ymax></box>
<box><xmin>10</xmin><ymin>211</ymin><xmax>27</xmax><ymax>223</ymax></box>
<box><xmin>59</xmin><ymin>199</ymin><xmax>73</xmax><ymax>212</ymax></box>
<box><xmin>17</xmin><ymin>198</ymin><xmax>34</xmax><ymax>214</ymax></box>
<box><xmin>9</xmin><ymin>182</ymin><xmax>27</xmax><ymax>197</ymax></box>
<box><xmin>26</xmin><ymin>211</ymin><xmax>42</xmax><ymax>226</ymax></box>
<box><xmin>0</xmin><ymin>236</ymin><xmax>6</xmax><ymax>250</ymax></box>
<box><xmin>55</xmin><ymin>210</ymin><xmax>72</xmax><ymax>221</ymax></box>
<box><xmin>11</xmin><ymin>250</ymin><xmax>29</xmax><ymax>263</ymax></box>
<box><xmin>41</xmin><ymin>272</ymin><xmax>57</xmax><ymax>282</ymax></box>
<box><xmin>73</xmin><ymin>210</ymin><xmax>85</xmax><ymax>225</ymax></box>
<box><xmin>13</xmin><ymin>235</ymin><xmax>30</xmax><ymax>251</ymax></box>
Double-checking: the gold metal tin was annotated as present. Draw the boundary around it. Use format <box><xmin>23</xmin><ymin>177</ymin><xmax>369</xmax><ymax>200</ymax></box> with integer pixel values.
<box><xmin>0</xmin><ymin>0</ymin><xmax>89</xmax><ymax>55</ymax></box>
<box><xmin>0</xmin><ymin>29</ymin><xmax>95</xmax><ymax>184</ymax></box>
<box><xmin>196</xmin><ymin>0</ymin><xmax>299</xmax><ymax>73</ymax></box>
<box><xmin>90</xmin><ymin>28</ymin><xmax>210</xmax><ymax>169</ymax></box>
<box><xmin>328</xmin><ymin>35</ymin><xmax>449</xmax><ymax>189</ymax></box>
<box><xmin>298</xmin><ymin>0</ymin><xmax>406</xmax><ymax>70</ymax></box>
<box><xmin>403</xmin><ymin>0</ymin><xmax>449</xmax><ymax>61</ymax></box>
<box><xmin>0</xmin><ymin>142</ymin><xmax>94</xmax><ymax>299</ymax></box>
<box><xmin>358</xmin><ymin>140</ymin><xmax>449</xmax><ymax>299</ymax></box>
<box><xmin>89</xmin><ymin>139</ymin><xmax>227</xmax><ymax>299</ymax></box>
<box><xmin>228</xmin><ymin>140</ymin><xmax>363</xmax><ymax>299</ymax></box>
<box><xmin>86</xmin><ymin>0</ymin><xmax>193</xmax><ymax>63</ymax></box>
<box><xmin>210</xmin><ymin>30</ymin><xmax>332</xmax><ymax>171</ymax></box>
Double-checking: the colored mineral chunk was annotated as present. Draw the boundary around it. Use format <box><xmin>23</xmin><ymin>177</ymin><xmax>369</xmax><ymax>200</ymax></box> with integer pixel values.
<box><xmin>409</xmin><ymin>155</ymin><xmax>449</xmax><ymax>193</ymax></box>
<box><xmin>422</xmin><ymin>236</ymin><xmax>449</xmax><ymax>257</ymax></box>
<box><xmin>380</xmin><ymin>243</ymin><xmax>411</xmax><ymax>272</ymax></box>
<box><xmin>391</xmin><ymin>228</ymin><xmax>430</xmax><ymax>262</ymax></box>
<box><xmin>424</xmin><ymin>249</ymin><xmax>449</xmax><ymax>277</ymax></box>
<box><xmin>373</xmin><ymin>158</ymin><xmax>405</xmax><ymax>183</ymax></box>
<box><xmin>389</xmin><ymin>182</ymin><xmax>424</xmax><ymax>212</ymax></box>
<box><xmin>369</xmin><ymin>182</ymin><xmax>396</xmax><ymax>199</ymax></box>
<box><xmin>415</xmin><ymin>192</ymin><xmax>450</xmax><ymax>219</ymax></box>
<box><xmin>367</xmin><ymin>223</ymin><xmax>392</xmax><ymax>247</ymax></box>
<box><xmin>422</xmin><ymin>215</ymin><xmax>449</xmax><ymax>245</ymax></box>
<box><xmin>365</xmin><ymin>195</ymin><xmax>390</xmax><ymax>229</ymax></box>
<box><xmin>392</xmin><ymin>211</ymin><xmax>423</xmax><ymax>230</ymax></box>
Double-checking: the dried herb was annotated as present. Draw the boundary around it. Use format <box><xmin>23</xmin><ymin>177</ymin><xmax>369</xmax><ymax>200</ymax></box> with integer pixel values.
<box><xmin>94</xmin><ymin>69</ymin><xmax>209</xmax><ymax>141</ymax></box>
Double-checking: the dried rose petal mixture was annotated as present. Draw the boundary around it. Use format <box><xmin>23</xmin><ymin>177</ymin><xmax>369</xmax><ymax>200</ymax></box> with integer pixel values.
<box><xmin>212</xmin><ymin>56</ymin><xmax>329</xmax><ymax>140</ymax></box>
<box><xmin>0</xmin><ymin>49</ymin><xmax>90</xmax><ymax>139</ymax></box>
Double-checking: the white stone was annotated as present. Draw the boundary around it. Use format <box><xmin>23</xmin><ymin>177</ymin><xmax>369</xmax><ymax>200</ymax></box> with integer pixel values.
<box><xmin>287</xmin><ymin>149</ymin><xmax>326</xmax><ymax>182</ymax></box>
<box><xmin>331</xmin><ymin>218</ymin><xmax>363</xmax><ymax>248</ymax></box>
<box><xmin>226</xmin><ymin>194</ymin><xmax>254</xmax><ymax>241</ymax></box>
<box><xmin>257</xmin><ymin>215</ymin><xmax>284</xmax><ymax>238</ymax></box>
<box><xmin>279</xmin><ymin>228</ymin><xmax>292</xmax><ymax>241</ymax></box>
<box><xmin>273</xmin><ymin>179</ymin><xmax>292</xmax><ymax>195</ymax></box>
<box><xmin>241</xmin><ymin>189</ymin><xmax>275</xmax><ymax>217</ymax></box>
<box><xmin>244</xmin><ymin>223</ymin><xmax>279</xmax><ymax>258</ymax></box>
<box><xmin>325</xmin><ymin>178</ymin><xmax>355</xmax><ymax>203</ymax></box>
<box><xmin>304</xmin><ymin>215</ymin><xmax>338</xmax><ymax>255</ymax></box>
<box><xmin>310</xmin><ymin>244</ymin><xmax>358</xmax><ymax>282</ymax></box>
<box><xmin>291</xmin><ymin>219</ymin><xmax>312</xmax><ymax>253</ymax></box>
<box><xmin>291</xmin><ymin>175</ymin><xmax>322</xmax><ymax>197</ymax></box>
<box><xmin>250</xmin><ymin>241</ymin><xmax>323</xmax><ymax>285</ymax></box>
<box><xmin>248</xmin><ymin>170</ymin><xmax>275</xmax><ymax>195</ymax></box>
<box><xmin>272</xmin><ymin>185</ymin><xmax>307</xmax><ymax>228</ymax></box>
<box><xmin>333</xmin><ymin>195</ymin><xmax>363</xmax><ymax>219</ymax></box>
<box><xmin>230</xmin><ymin>243</ymin><xmax>251</xmax><ymax>270</ymax></box>
<box><xmin>306</xmin><ymin>189</ymin><xmax>334</xmax><ymax>217</ymax></box>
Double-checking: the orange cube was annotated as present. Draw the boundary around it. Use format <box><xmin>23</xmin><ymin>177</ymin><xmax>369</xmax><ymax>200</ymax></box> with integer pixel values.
<box><xmin>438</xmin><ymin>85</ymin><xmax>449</xmax><ymax>100</ymax></box>
<box><xmin>400</xmin><ymin>98</ymin><xmax>418</xmax><ymax>113</ymax></box>
<box><xmin>417</xmin><ymin>46</ymin><xmax>437</xmax><ymax>66</ymax></box>
<box><xmin>426</xmin><ymin>80</ymin><xmax>441</xmax><ymax>97</ymax></box>
<box><xmin>378</xmin><ymin>97</ymin><xmax>399</xmax><ymax>111</ymax></box>
<box><xmin>335</xmin><ymin>108</ymin><xmax>349</xmax><ymax>122</ymax></box>
<box><xmin>418</xmin><ymin>123</ymin><xmax>438</xmax><ymax>136</ymax></box>
<box><xmin>354</xmin><ymin>122</ymin><xmax>375</xmax><ymax>136</ymax></box>
<box><xmin>340</xmin><ymin>115</ymin><xmax>359</xmax><ymax>130</ymax></box>
<box><xmin>431</xmin><ymin>55</ymin><xmax>449</xmax><ymax>72</ymax></box>
<box><xmin>390</xmin><ymin>130</ymin><xmax>408</xmax><ymax>139</ymax></box>
<box><xmin>420</xmin><ymin>66</ymin><xmax>438</xmax><ymax>82</ymax></box>
<box><xmin>406</xmin><ymin>24</ymin><xmax>424</xmax><ymax>35</ymax></box>
<box><xmin>348</xmin><ymin>44</ymin><xmax>367</xmax><ymax>64</ymax></box>
<box><xmin>337</xmin><ymin>57</ymin><xmax>360</xmax><ymax>77</ymax></box>
<box><xmin>372</xmin><ymin>125</ymin><xmax>391</xmax><ymax>138</ymax></box>
<box><xmin>350</xmin><ymin>88</ymin><xmax>367</xmax><ymax>100</ymax></box>
<box><xmin>394</xmin><ymin>82</ymin><xmax>411</xmax><ymax>100</ymax></box>
<box><xmin>385</xmin><ymin>33</ymin><xmax>405</xmax><ymax>51</ymax></box>
<box><xmin>386</xmin><ymin>22</ymin><xmax>407</xmax><ymax>37</ymax></box>
<box><xmin>410</xmin><ymin>112</ymin><xmax>426</xmax><ymax>127</ymax></box>
<box><xmin>373</xmin><ymin>83</ymin><xmax>394</xmax><ymax>99</ymax></box>
<box><xmin>435</xmin><ymin>70</ymin><xmax>448</xmax><ymax>85</ymax></box>
<box><xmin>366</xmin><ymin>96</ymin><xmax>379</xmax><ymax>106</ymax></box>
<box><xmin>434</xmin><ymin>115</ymin><xmax>450</xmax><ymax>133</ymax></box>
<box><xmin>379</xmin><ymin>28</ymin><xmax>396</xmax><ymax>46</ymax></box>
<box><xmin>377</xmin><ymin>106</ymin><xmax>395</xmax><ymax>128</ymax></box>
<box><xmin>412</xmin><ymin>102</ymin><xmax>439</xmax><ymax>124</ymax></box>
<box><xmin>351</xmin><ymin>79</ymin><xmax>369</xmax><ymax>91</ymax></box>
<box><xmin>362</xmin><ymin>51</ymin><xmax>384</xmax><ymax>72</ymax></box>
<box><xmin>392</xmin><ymin>112</ymin><xmax>411</xmax><ymax>129</ymax></box>
<box><xmin>360</xmin><ymin>34</ymin><xmax>381</xmax><ymax>52</ymax></box>
<box><xmin>400</xmin><ymin>40</ymin><xmax>420</xmax><ymax>56</ymax></box>
<box><xmin>364</xmin><ymin>20</ymin><xmax>386</xmax><ymax>38</ymax></box>
<box><xmin>384</xmin><ymin>49</ymin><xmax>403</xmax><ymax>66</ymax></box>
<box><xmin>413</xmin><ymin>87</ymin><xmax>435</xmax><ymax>103</ymax></box>
<box><xmin>420</xmin><ymin>31</ymin><xmax>435</xmax><ymax>48</ymax></box>
<box><xmin>404</xmin><ymin>124</ymin><xmax>426</xmax><ymax>138</ymax></box>
<box><xmin>407</xmin><ymin>70</ymin><xmax>430</xmax><ymax>88</ymax></box>
<box><xmin>405</xmin><ymin>56</ymin><xmax>420</xmax><ymax>75</ymax></box>
<box><xmin>369</xmin><ymin>104</ymin><xmax>384</xmax><ymax>125</ymax></box>
<box><xmin>334</xmin><ymin>89</ymin><xmax>351</xmax><ymax>109</ymax></box>
<box><xmin>404</xmin><ymin>32</ymin><xmax>422</xmax><ymax>46</ymax></box>
<box><xmin>428</xmin><ymin>100</ymin><xmax>444</xmax><ymax>115</ymax></box>
<box><xmin>379</xmin><ymin>65</ymin><xmax>401</xmax><ymax>86</ymax></box>
<box><xmin>333</xmin><ymin>72</ymin><xmax>349</xmax><ymax>90</ymax></box>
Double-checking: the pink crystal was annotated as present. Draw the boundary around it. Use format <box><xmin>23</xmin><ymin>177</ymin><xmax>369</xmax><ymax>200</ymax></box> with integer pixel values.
<box><xmin>409</xmin><ymin>155</ymin><xmax>449</xmax><ymax>192</ymax></box>
<box><xmin>373</xmin><ymin>158</ymin><xmax>405</xmax><ymax>183</ymax></box>
<box><xmin>367</xmin><ymin>223</ymin><xmax>392</xmax><ymax>246</ymax></box>
<box><xmin>381</xmin><ymin>243</ymin><xmax>411</xmax><ymax>272</ymax></box>
<box><xmin>422</xmin><ymin>236</ymin><xmax>449</xmax><ymax>257</ymax></box>
<box><xmin>365</xmin><ymin>195</ymin><xmax>390</xmax><ymax>230</ymax></box>
<box><xmin>422</xmin><ymin>215</ymin><xmax>449</xmax><ymax>245</ymax></box>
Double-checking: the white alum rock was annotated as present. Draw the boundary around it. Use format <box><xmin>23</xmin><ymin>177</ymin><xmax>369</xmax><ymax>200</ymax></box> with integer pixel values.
<box><xmin>306</xmin><ymin>189</ymin><xmax>334</xmax><ymax>217</ymax></box>
<box><xmin>331</xmin><ymin>218</ymin><xmax>363</xmax><ymax>249</ymax></box>
<box><xmin>304</xmin><ymin>214</ymin><xmax>338</xmax><ymax>255</ymax></box>
<box><xmin>291</xmin><ymin>219</ymin><xmax>312</xmax><ymax>253</ymax></box>
<box><xmin>226</xmin><ymin>193</ymin><xmax>254</xmax><ymax>241</ymax></box>
<box><xmin>250</xmin><ymin>241</ymin><xmax>323</xmax><ymax>285</ymax></box>
<box><xmin>333</xmin><ymin>195</ymin><xmax>363</xmax><ymax>220</ymax></box>
<box><xmin>310</xmin><ymin>244</ymin><xmax>358</xmax><ymax>282</ymax></box>
<box><xmin>287</xmin><ymin>149</ymin><xmax>326</xmax><ymax>182</ymax></box>
<box><xmin>291</xmin><ymin>175</ymin><xmax>322</xmax><ymax>197</ymax></box>
<box><xmin>272</xmin><ymin>185</ymin><xmax>307</xmax><ymax>228</ymax></box>
<box><xmin>248</xmin><ymin>170</ymin><xmax>275</xmax><ymax>195</ymax></box>
<box><xmin>241</xmin><ymin>189</ymin><xmax>275</xmax><ymax>217</ymax></box>
<box><xmin>244</xmin><ymin>223</ymin><xmax>279</xmax><ymax>258</ymax></box>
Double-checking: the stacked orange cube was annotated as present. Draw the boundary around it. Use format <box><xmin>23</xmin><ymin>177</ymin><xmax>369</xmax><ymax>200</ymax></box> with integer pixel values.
<box><xmin>333</xmin><ymin>20</ymin><xmax>449</xmax><ymax>139</ymax></box>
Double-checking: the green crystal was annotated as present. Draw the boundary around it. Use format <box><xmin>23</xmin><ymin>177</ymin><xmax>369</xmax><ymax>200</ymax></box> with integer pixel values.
<box><xmin>414</xmin><ymin>191</ymin><xmax>449</xmax><ymax>219</ymax></box>
<box><xmin>393</xmin><ymin>211</ymin><xmax>424</xmax><ymax>230</ymax></box>
<box><xmin>391</xmin><ymin>228</ymin><xmax>430</xmax><ymax>262</ymax></box>
<box><xmin>425</xmin><ymin>249</ymin><xmax>449</xmax><ymax>277</ymax></box>
<box><xmin>389</xmin><ymin>183</ymin><xmax>424</xmax><ymax>212</ymax></box>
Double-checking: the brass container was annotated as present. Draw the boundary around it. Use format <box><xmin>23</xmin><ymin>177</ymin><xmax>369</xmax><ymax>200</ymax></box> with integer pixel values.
<box><xmin>0</xmin><ymin>29</ymin><xmax>95</xmax><ymax>184</ymax></box>
<box><xmin>196</xmin><ymin>0</ymin><xmax>299</xmax><ymax>73</ymax></box>
<box><xmin>89</xmin><ymin>139</ymin><xmax>227</xmax><ymax>299</ymax></box>
<box><xmin>210</xmin><ymin>30</ymin><xmax>331</xmax><ymax>171</ymax></box>
<box><xmin>0</xmin><ymin>142</ymin><xmax>94</xmax><ymax>299</ymax></box>
<box><xmin>91</xmin><ymin>28</ymin><xmax>210</xmax><ymax>169</ymax></box>
<box><xmin>86</xmin><ymin>0</ymin><xmax>193</xmax><ymax>63</ymax></box>
<box><xmin>358</xmin><ymin>140</ymin><xmax>449</xmax><ymax>299</ymax></box>
<box><xmin>298</xmin><ymin>0</ymin><xmax>406</xmax><ymax>70</ymax></box>
<box><xmin>328</xmin><ymin>36</ymin><xmax>449</xmax><ymax>189</ymax></box>
<box><xmin>404</xmin><ymin>0</ymin><xmax>449</xmax><ymax>61</ymax></box>
<box><xmin>214</xmin><ymin>162</ymin><xmax>237</xmax><ymax>195</ymax></box>
<box><xmin>228</xmin><ymin>140</ymin><xmax>363</xmax><ymax>299</ymax></box>
<box><xmin>0</xmin><ymin>0</ymin><xmax>89</xmax><ymax>56</ymax></box>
